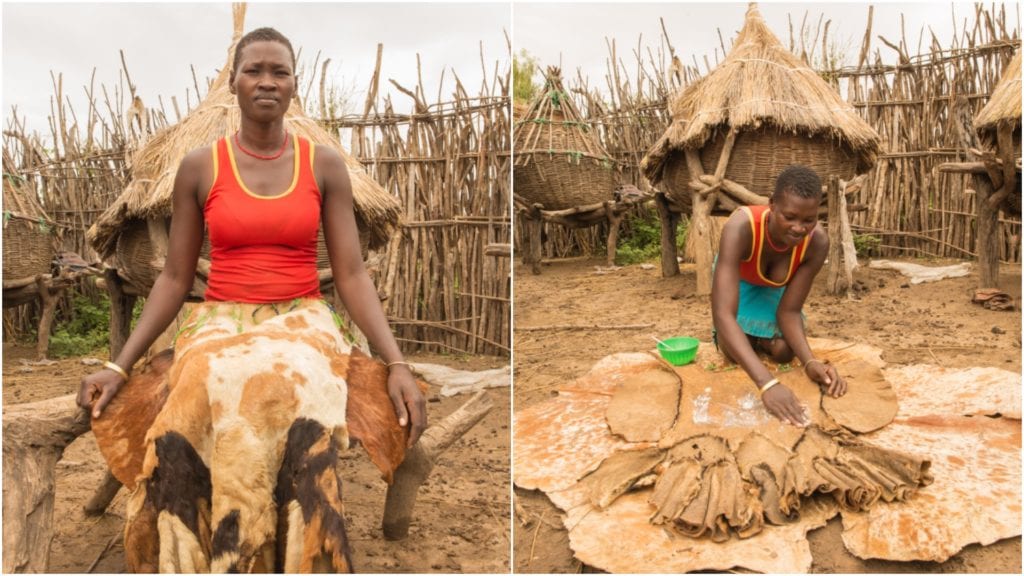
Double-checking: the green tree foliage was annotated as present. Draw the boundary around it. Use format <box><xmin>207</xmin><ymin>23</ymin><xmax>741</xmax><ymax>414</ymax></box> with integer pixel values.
<box><xmin>513</xmin><ymin>49</ymin><xmax>541</xmax><ymax>104</ymax></box>
<box><xmin>46</xmin><ymin>293</ymin><xmax>144</xmax><ymax>358</ymax></box>
<box><xmin>615</xmin><ymin>209</ymin><xmax>690</xmax><ymax>266</ymax></box>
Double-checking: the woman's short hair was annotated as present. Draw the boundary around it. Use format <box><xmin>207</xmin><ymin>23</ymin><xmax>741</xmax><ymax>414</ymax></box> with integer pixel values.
<box><xmin>772</xmin><ymin>165</ymin><xmax>822</xmax><ymax>201</ymax></box>
<box><xmin>232</xmin><ymin>27</ymin><xmax>296</xmax><ymax>73</ymax></box>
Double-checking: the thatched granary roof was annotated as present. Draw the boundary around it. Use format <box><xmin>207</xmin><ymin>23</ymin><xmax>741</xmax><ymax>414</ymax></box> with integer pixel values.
<box><xmin>513</xmin><ymin>67</ymin><xmax>621</xmax><ymax>210</ymax></box>
<box><xmin>88</xmin><ymin>4</ymin><xmax>399</xmax><ymax>259</ymax></box>
<box><xmin>974</xmin><ymin>50</ymin><xmax>1022</xmax><ymax>136</ymax></box>
<box><xmin>2</xmin><ymin>172</ymin><xmax>50</xmax><ymax>222</ymax></box>
<box><xmin>643</xmin><ymin>2</ymin><xmax>880</xmax><ymax>184</ymax></box>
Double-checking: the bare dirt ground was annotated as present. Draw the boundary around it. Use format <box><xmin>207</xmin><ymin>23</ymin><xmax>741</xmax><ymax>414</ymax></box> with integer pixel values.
<box><xmin>2</xmin><ymin>345</ymin><xmax>510</xmax><ymax>573</ymax></box>
<box><xmin>512</xmin><ymin>256</ymin><xmax>1022</xmax><ymax>573</ymax></box>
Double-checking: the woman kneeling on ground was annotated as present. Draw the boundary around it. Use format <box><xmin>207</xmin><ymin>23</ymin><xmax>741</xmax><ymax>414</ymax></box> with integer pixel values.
<box><xmin>712</xmin><ymin>164</ymin><xmax>847</xmax><ymax>428</ymax></box>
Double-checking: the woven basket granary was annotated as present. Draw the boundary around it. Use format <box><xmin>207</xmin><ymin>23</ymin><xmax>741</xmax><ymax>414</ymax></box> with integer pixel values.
<box><xmin>3</xmin><ymin>174</ymin><xmax>57</xmax><ymax>281</ymax></box>
<box><xmin>660</xmin><ymin>128</ymin><xmax>862</xmax><ymax>213</ymax></box>
<box><xmin>643</xmin><ymin>3</ymin><xmax>879</xmax><ymax>215</ymax></box>
<box><xmin>513</xmin><ymin>67</ymin><xmax>622</xmax><ymax>210</ymax></box>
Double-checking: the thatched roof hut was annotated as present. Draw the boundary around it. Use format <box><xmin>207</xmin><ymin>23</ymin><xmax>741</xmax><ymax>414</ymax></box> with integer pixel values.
<box><xmin>3</xmin><ymin>172</ymin><xmax>57</xmax><ymax>281</ymax></box>
<box><xmin>87</xmin><ymin>5</ymin><xmax>400</xmax><ymax>274</ymax></box>
<box><xmin>643</xmin><ymin>3</ymin><xmax>880</xmax><ymax>213</ymax></box>
<box><xmin>513</xmin><ymin>67</ymin><xmax>622</xmax><ymax>211</ymax></box>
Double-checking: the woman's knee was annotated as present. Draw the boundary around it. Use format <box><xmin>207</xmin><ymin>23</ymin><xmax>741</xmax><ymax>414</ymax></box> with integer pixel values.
<box><xmin>766</xmin><ymin>338</ymin><xmax>795</xmax><ymax>363</ymax></box>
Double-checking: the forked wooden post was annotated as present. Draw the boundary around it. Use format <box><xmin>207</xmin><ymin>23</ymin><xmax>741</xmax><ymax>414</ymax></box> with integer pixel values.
<box><xmin>2</xmin><ymin>394</ymin><xmax>91</xmax><ymax>573</ymax></box>
<box><xmin>527</xmin><ymin>204</ymin><xmax>543</xmax><ymax>275</ymax></box>
<box><xmin>974</xmin><ymin>174</ymin><xmax>1001</xmax><ymax>288</ymax></box>
<box><xmin>33</xmin><ymin>275</ymin><xmax>59</xmax><ymax>360</ymax></box>
<box><xmin>825</xmin><ymin>177</ymin><xmax>847</xmax><ymax>295</ymax></box>
<box><xmin>382</xmin><ymin>390</ymin><xmax>493</xmax><ymax>540</ymax></box>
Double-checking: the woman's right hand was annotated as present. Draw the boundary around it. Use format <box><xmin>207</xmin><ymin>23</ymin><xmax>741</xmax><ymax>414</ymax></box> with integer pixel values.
<box><xmin>77</xmin><ymin>369</ymin><xmax>126</xmax><ymax>419</ymax></box>
<box><xmin>761</xmin><ymin>384</ymin><xmax>810</xmax><ymax>427</ymax></box>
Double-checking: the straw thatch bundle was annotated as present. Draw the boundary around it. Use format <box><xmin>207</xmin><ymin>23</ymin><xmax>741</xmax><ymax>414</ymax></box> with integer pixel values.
<box><xmin>87</xmin><ymin>4</ymin><xmax>400</xmax><ymax>269</ymax></box>
<box><xmin>513</xmin><ymin>67</ymin><xmax>622</xmax><ymax>210</ymax></box>
<box><xmin>974</xmin><ymin>50</ymin><xmax>1021</xmax><ymax>215</ymax></box>
<box><xmin>974</xmin><ymin>51</ymin><xmax>1021</xmax><ymax>144</ymax></box>
<box><xmin>3</xmin><ymin>173</ymin><xmax>58</xmax><ymax>281</ymax></box>
<box><xmin>643</xmin><ymin>3</ymin><xmax>880</xmax><ymax>213</ymax></box>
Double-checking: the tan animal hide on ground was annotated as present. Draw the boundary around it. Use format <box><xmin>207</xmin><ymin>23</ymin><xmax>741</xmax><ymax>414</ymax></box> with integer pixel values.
<box><xmin>840</xmin><ymin>362</ymin><xmax>1021</xmax><ymax>562</ymax></box>
<box><xmin>513</xmin><ymin>353</ymin><xmax>654</xmax><ymax>493</ymax></box>
<box><xmin>514</xmin><ymin>339</ymin><xmax>1015</xmax><ymax>572</ymax></box>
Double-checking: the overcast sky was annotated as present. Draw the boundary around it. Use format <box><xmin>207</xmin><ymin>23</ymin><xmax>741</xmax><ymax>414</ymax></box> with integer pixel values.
<box><xmin>3</xmin><ymin>1</ymin><xmax>1020</xmax><ymax>139</ymax></box>
<box><xmin>515</xmin><ymin>2</ymin><xmax>1021</xmax><ymax>92</ymax></box>
<box><xmin>3</xmin><ymin>2</ymin><xmax>511</xmax><ymax>136</ymax></box>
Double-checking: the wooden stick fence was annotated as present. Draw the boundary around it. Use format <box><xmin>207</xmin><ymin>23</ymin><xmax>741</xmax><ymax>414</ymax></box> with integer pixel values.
<box><xmin>838</xmin><ymin>5</ymin><xmax>1021</xmax><ymax>263</ymax></box>
<box><xmin>515</xmin><ymin>5</ymin><xmax>1020</xmax><ymax>266</ymax></box>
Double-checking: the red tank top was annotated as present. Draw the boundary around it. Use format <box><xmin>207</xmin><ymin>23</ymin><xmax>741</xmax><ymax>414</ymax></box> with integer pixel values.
<box><xmin>203</xmin><ymin>134</ymin><xmax>322</xmax><ymax>303</ymax></box>
<box><xmin>737</xmin><ymin>205</ymin><xmax>812</xmax><ymax>287</ymax></box>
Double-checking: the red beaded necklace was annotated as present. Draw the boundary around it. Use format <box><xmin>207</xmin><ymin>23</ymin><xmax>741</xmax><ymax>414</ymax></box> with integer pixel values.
<box><xmin>234</xmin><ymin>130</ymin><xmax>289</xmax><ymax>161</ymax></box>
<box><xmin>764</xmin><ymin>211</ymin><xmax>790</xmax><ymax>253</ymax></box>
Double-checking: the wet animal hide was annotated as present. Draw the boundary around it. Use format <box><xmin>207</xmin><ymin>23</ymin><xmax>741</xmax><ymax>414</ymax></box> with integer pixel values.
<box><xmin>514</xmin><ymin>339</ymin><xmax>1009</xmax><ymax>572</ymax></box>
<box><xmin>605</xmin><ymin>367</ymin><xmax>680</xmax><ymax>442</ymax></box>
<box><xmin>820</xmin><ymin>359</ymin><xmax>897</xmax><ymax>432</ymax></box>
<box><xmin>841</xmin><ymin>362</ymin><xmax>1021</xmax><ymax>562</ymax></box>
<box><xmin>576</xmin><ymin>446</ymin><xmax>665</xmax><ymax>509</ymax></box>
<box><xmin>92</xmin><ymin>328</ymin><xmax>421</xmax><ymax>491</ymax></box>
<box><xmin>651</xmin><ymin>434</ymin><xmax>763</xmax><ymax>541</ymax></box>
<box><xmin>513</xmin><ymin>353</ymin><xmax>655</xmax><ymax>493</ymax></box>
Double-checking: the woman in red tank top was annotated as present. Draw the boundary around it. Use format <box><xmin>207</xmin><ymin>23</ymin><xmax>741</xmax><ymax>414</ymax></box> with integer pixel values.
<box><xmin>78</xmin><ymin>27</ymin><xmax>425</xmax><ymax>572</ymax></box>
<box><xmin>711</xmin><ymin>165</ymin><xmax>847</xmax><ymax>428</ymax></box>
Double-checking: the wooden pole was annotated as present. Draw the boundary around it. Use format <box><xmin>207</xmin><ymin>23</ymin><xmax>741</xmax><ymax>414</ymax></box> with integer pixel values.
<box><xmin>82</xmin><ymin>470</ymin><xmax>123</xmax><ymax>517</ymax></box>
<box><xmin>654</xmin><ymin>192</ymin><xmax>680</xmax><ymax>277</ymax></box>
<box><xmin>974</xmin><ymin>174</ymin><xmax>1000</xmax><ymax>288</ymax></box>
<box><xmin>2</xmin><ymin>394</ymin><xmax>91</xmax><ymax>573</ymax></box>
<box><xmin>685</xmin><ymin>149</ymin><xmax>717</xmax><ymax>296</ymax></box>
<box><xmin>382</xmin><ymin>390</ymin><xmax>493</xmax><ymax>540</ymax></box>
<box><xmin>603</xmin><ymin>200</ymin><xmax>625</xmax><ymax>266</ymax></box>
<box><xmin>104</xmin><ymin>268</ymin><xmax>137</xmax><ymax>360</ymax></box>
<box><xmin>527</xmin><ymin>204</ymin><xmax>543</xmax><ymax>275</ymax></box>
<box><xmin>826</xmin><ymin>177</ymin><xmax>848</xmax><ymax>295</ymax></box>
<box><xmin>33</xmin><ymin>275</ymin><xmax>58</xmax><ymax>360</ymax></box>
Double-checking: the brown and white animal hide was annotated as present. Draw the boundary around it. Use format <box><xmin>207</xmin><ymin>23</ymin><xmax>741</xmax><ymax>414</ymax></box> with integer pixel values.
<box><xmin>118</xmin><ymin>299</ymin><xmax>355</xmax><ymax>573</ymax></box>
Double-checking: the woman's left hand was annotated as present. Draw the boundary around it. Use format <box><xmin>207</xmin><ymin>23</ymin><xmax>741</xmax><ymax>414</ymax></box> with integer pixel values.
<box><xmin>387</xmin><ymin>365</ymin><xmax>427</xmax><ymax>447</ymax></box>
<box><xmin>805</xmin><ymin>360</ymin><xmax>846</xmax><ymax>398</ymax></box>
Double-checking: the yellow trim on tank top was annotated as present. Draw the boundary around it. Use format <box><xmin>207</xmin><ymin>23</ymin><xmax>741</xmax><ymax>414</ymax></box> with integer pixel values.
<box><xmin>739</xmin><ymin>206</ymin><xmax>756</xmax><ymax>263</ymax></box>
<box><xmin>225</xmin><ymin>133</ymin><xmax>300</xmax><ymax>199</ymax></box>
<box><xmin>208</xmin><ymin>142</ymin><xmax>220</xmax><ymax>199</ymax></box>
<box><xmin>754</xmin><ymin>208</ymin><xmax>801</xmax><ymax>287</ymax></box>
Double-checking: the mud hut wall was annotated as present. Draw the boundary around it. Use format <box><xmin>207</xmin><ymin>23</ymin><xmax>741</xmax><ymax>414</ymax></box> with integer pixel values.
<box><xmin>837</xmin><ymin>7</ymin><xmax>1020</xmax><ymax>262</ymax></box>
<box><xmin>324</xmin><ymin>84</ymin><xmax>511</xmax><ymax>357</ymax></box>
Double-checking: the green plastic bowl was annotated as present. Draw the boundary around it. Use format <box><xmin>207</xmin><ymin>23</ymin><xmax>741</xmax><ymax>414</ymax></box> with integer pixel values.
<box><xmin>657</xmin><ymin>336</ymin><xmax>700</xmax><ymax>366</ymax></box>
